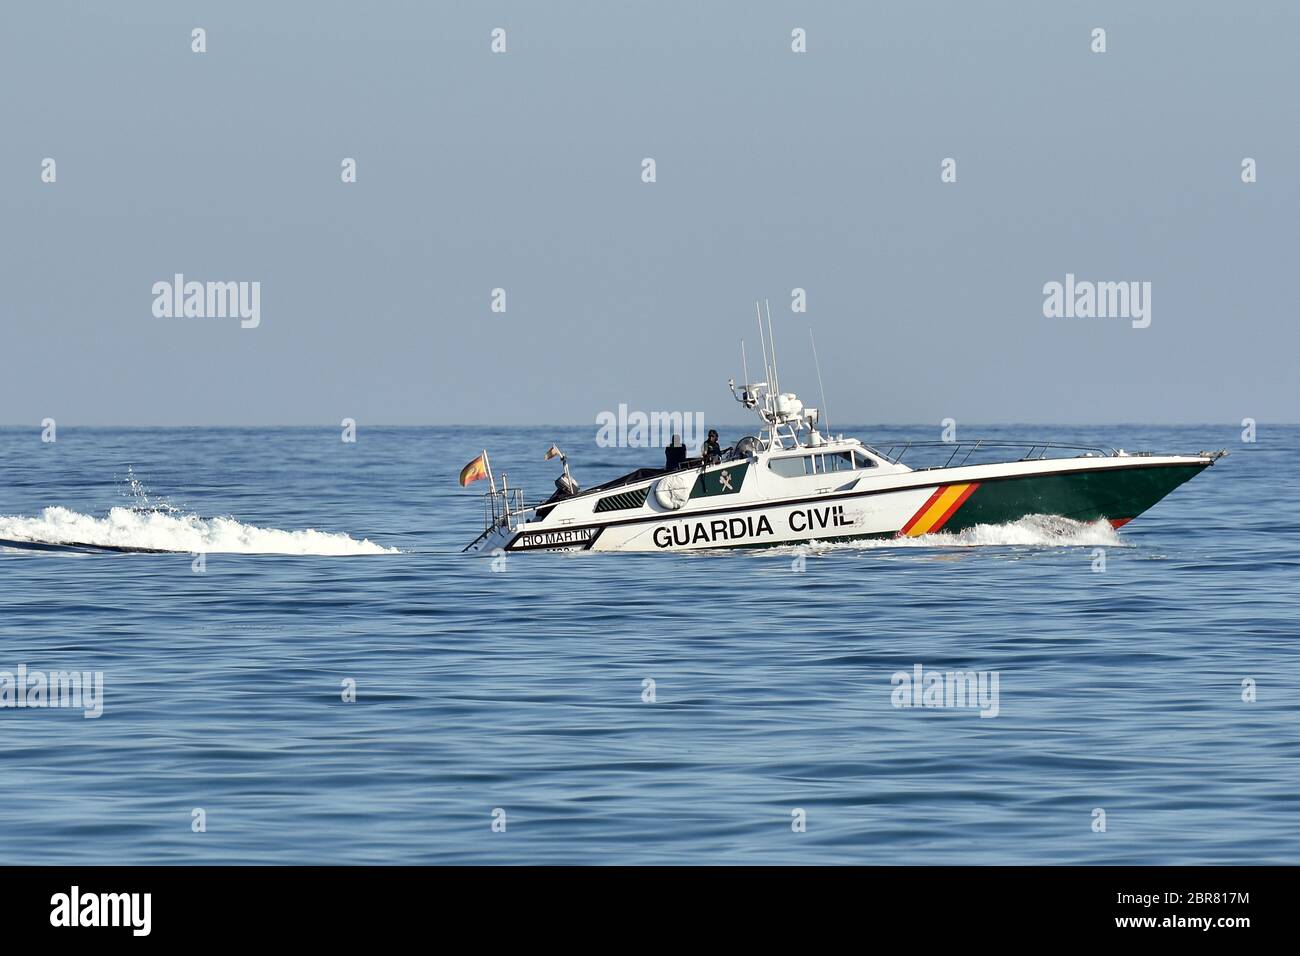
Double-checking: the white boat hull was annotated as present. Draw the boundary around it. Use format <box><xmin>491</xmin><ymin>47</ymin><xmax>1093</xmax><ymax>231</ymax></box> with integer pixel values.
<box><xmin>465</xmin><ymin>452</ymin><xmax>1217</xmax><ymax>554</ymax></box>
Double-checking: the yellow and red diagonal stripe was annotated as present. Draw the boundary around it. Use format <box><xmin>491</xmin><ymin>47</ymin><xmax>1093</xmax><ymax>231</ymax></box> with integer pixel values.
<box><xmin>899</xmin><ymin>482</ymin><xmax>980</xmax><ymax>537</ymax></box>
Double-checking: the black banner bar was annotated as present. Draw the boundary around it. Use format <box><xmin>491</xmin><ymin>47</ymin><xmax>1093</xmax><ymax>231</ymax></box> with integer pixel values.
<box><xmin>0</xmin><ymin>865</ymin><xmax>1280</xmax><ymax>942</ymax></box>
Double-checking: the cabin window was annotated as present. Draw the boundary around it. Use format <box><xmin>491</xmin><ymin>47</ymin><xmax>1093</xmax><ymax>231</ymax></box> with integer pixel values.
<box><xmin>770</xmin><ymin>452</ymin><xmax>863</xmax><ymax>477</ymax></box>
<box><xmin>768</xmin><ymin>456</ymin><xmax>806</xmax><ymax>478</ymax></box>
<box><xmin>851</xmin><ymin>450</ymin><xmax>877</xmax><ymax>469</ymax></box>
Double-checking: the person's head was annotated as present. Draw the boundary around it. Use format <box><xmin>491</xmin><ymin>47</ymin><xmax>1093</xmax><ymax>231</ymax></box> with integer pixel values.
<box><xmin>708</xmin><ymin>429</ymin><xmax>719</xmax><ymax>441</ymax></box>
<box><xmin>670</xmin><ymin>433</ymin><xmax>682</xmax><ymax>447</ymax></box>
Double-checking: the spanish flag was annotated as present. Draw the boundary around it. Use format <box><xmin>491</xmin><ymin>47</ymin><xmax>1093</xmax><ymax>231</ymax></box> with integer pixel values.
<box><xmin>459</xmin><ymin>451</ymin><xmax>490</xmax><ymax>487</ymax></box>
<box><xmin>544</xmin><ymin>444</ymin><xmax>562</xmax><ymax>461</ymax></box>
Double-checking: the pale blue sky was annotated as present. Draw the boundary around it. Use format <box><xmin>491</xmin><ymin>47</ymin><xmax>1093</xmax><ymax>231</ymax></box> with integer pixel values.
<box><xmin>1</xmin><ymin>1</ymin><xmax>1296</xmax><ymax>425</ymax></box>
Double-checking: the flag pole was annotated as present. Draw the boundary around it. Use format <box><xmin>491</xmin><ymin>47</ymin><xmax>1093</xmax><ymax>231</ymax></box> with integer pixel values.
<box><xmin>483</xmin><ymin>450</ymin><xmax>497</xmax><ymax>494</ymax></box>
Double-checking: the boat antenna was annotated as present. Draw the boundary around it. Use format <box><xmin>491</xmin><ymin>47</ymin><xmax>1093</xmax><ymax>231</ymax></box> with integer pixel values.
<box><xmin>765</xmin><ymin>299</ymin><xmax>779</xmax><ymax>397</ymax></box>
<box><xmin>756</xmin><ymin>301</ymin><xmax>771</xmax><ymax>392</ymax></box>
<box><xmin>741</xmin><ymin>339</ymin><xmax>750</xmax><ymax>390</ymax></box>
<box><xmin>810</xmin><ymin>327</ymin><xmax>830</xmax><ymax>434</ymax></box>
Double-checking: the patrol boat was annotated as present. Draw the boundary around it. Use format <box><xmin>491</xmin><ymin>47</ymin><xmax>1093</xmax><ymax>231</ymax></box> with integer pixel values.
<box><xmin>461</xmin><ymin>330</ymin><xmax>1224</xmax><ymax>555</ymax></box>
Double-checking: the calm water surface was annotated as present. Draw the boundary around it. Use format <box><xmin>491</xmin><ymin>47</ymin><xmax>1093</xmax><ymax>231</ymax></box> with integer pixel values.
<box><xmin>0</xmin><ymin>424</ymin><xmax>1295</xmax><ymax>864</ymax></box>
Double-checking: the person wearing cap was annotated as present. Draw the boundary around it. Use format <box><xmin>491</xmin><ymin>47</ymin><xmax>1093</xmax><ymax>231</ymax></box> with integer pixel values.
<box><xmin>701</xmin><ymin>429</ymin><xmax>722</xmax><ymax>464</ymax></box>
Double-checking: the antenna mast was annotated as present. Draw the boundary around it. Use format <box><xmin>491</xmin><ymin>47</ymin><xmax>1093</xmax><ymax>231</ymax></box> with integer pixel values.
<box><xmin>810</xmin><ymin>328</ymin><xmax>830</xmax><ymax>434</ymax></box>
<box><xmin>764</xmin><ymin>299</ymin><xmax>779</xmax><ymax>397</ymax></box>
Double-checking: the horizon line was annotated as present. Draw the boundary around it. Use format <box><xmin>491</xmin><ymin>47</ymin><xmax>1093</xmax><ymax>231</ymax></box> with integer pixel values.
<box><xmin>1</xmin><ymin>421</ymin><xmax>1292</xmax><ymax>429</ymax></box>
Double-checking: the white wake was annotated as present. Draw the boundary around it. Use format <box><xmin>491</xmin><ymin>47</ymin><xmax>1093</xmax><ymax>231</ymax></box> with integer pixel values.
<box><xmin>0</xmin><ymin>506</ymin><xmax>396</xmax><ymax>555</ymax></box>
<box><xmin>797</xmin><ymin>515</ymin><xmax>1126</xmax><ymax>553</ymax></box>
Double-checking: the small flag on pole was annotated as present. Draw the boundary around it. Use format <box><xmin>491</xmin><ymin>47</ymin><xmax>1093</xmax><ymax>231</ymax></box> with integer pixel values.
<box><xmin>544</xmin><ymin>444</ymin><xmax>563</xmax><ymax>461</ymax></box>
<box><xmin>459</xmin><ymin>451</ymin><xmax>490</xmax><ymax>487</ymax></box>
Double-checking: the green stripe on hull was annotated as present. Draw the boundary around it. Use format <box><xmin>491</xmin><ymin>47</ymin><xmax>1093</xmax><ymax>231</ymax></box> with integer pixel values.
<box><xmin>943</xmin><ymin>464</ymin><xmax>1207</xmax><ymax>532</ymax></box>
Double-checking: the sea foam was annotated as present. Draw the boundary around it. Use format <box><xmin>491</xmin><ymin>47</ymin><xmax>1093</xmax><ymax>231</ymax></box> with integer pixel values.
<box><xmin>0</xmin><ymin>506</ymin><xmax>395</xmax><ymax>555</ymax></box>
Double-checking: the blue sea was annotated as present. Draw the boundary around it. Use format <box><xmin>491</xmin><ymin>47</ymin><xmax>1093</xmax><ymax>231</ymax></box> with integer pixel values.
<box><xmin>0</xmin><ymin>424</ymin><xmax>1295</xmax><ymax>864</ymax></box>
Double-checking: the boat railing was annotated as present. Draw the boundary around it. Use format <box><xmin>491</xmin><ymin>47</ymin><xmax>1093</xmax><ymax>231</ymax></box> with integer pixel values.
<box><xmin>870</xmin><ymin>439</ymin><xmax>1116</xmax><ymax>469</ymax></box>
<box><xmin>482</xmin><ymin>486</ymin><xmax>527</xmax><ymax>532</ymax></box>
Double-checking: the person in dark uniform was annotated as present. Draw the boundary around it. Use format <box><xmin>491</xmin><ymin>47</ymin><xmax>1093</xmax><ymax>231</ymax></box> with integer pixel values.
<box><xmin>701</xmin><ymin>429</ymin><xmax>722</xmax><ymax>464</ymax></box>
<box><xmin>664</xmin><ymin>433</ymin><xmax>687</xmax><ymax>470</ymax></box>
